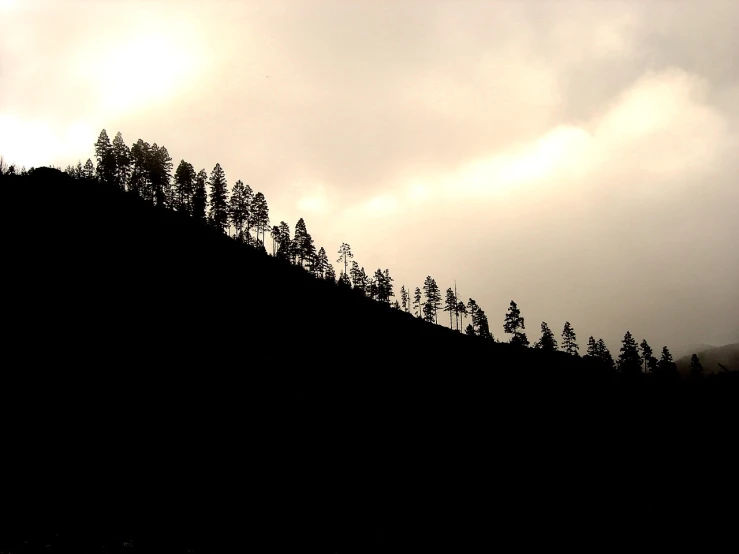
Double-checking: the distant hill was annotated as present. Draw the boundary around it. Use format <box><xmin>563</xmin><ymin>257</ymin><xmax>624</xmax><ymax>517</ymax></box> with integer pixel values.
<box><xmin>676</xmin><ymin>342</ymin><xmax>739</xmax><ymax>375</ymax></box>
<box><xmin>672</xmin><ymin>343</ymin><xmax>716</xmax><ymax>360</ymax></box>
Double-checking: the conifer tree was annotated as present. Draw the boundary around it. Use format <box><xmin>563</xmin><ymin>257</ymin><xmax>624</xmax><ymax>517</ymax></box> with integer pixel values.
<box><xmin>314</xmin><ymin>247</ymin><xmax>329</xmax><ymax>279</ymax></box>
<box><xmin>325</xmin><ymin>264</ymin><xmax>336</xmax><ymax>283</ymax></box>
<box><xmin>173</xmin><ymin>160</ymin><xmax>196</xmax><ymax>214</ymax></box>
<box><xmin>467</xmin><ymin>299</ymin><xmax>479</xmax><ymax>330</ymax></box>
<box><xmin>456</xmin><ymin>301</ymin><xmax>467</xmax><ymax>332</ymax></box>
<box><xmin>536</xmin><ymin>322</ymin><xmax>558</xmax><ymax>352</ymax></box>
<box><xmin>504</xmin><ymin>301</ymin><xmax>525</xmax><ymax>342</ymax></box>
<box><xmin>192</xmin><ymin>169</ymin><xmax>208</xmax><ymax>221</ymax></box>
<box><xmin>380</xmin><ymin>269</ymin><xmax>394</xmax><ymax>303</ymax></box>
<box><xmin>228</xmin><ymin>180</ymin><xmax>249</xmax><ymax>239</ymax></box>
<box><xmin>350</xmin><ymin>261</ymin><xmax>364</xmax><ymax>291</ymax></box>
<box><xmin>148</xmin><ymin>144</ymin><xmax>172</xmax><ymax>207</ymax></box>
<box><xmin>83</xmin><ymin>159</ymin><xmax>95</xmax><ymax>180</ymax></box>
<box><xmin>587</xmin><ymin>336</ymin><xmax>598</xmax><ymax>357</ymax></box>
<box><xmin>292</xmin><ymin>218</ymin><xmax>310</xmax><ymax>265</ymax></box>
<box><xmin>111</xmin><ymin>131</ymin><xmax>131</xmax><ymax>191</ymax></box>
<box><xmin>689</xmin><ymin>354</ymin><xmax>703</xmax><ymax>377</ymax></box>
<box><xmin>443</xmin><ymin>288</ymin><xmax>456</xmax><ymax>329</ymax></box>
<box><xmin>640</xmin><ymin>339</ymin><xmax>656</xmax><ymax>373</ymax></box>
<box><xmin>618</xmin><ymin>331</ymin><xmax>642</xmax><ymax>376</ymax></box>
<box><xmin>208</xmin><ymin>163</ymin><xmax>229</xmax><ymax>232</ymax></box>
<box><xmin>94</xmin><ymin>129</ymin><xmax>116</xmax><ymax>186</ymax></box>
<box><xmin>400</xmin><ymin>285</ymin><xmax>409</xmax><ymax>313</ymax></box>
<box><xmin>129</xmin><ymin>139</ymin><xmax>150</xmax><ymax>197</ymax></box>
<box><xmin>657</xmin><ymin>346</ymin><xmax>677</xmax><ymax>377</ymax></box>
<box><xmin>561</xmin><ymin>321</ymin><xmax>579</xmax><ymax>356</ymax></box>
<box><xmin>252</xmin><ymin>192</ymin><xmax>270</xmax><ymax>245</ymax></box>
<box><xmin>465</xmin><ymin>324</ymin><xmax>475</xmax><ymax>336</ymax></box>
<box><xmin>276</xmin><ymin>221</ymin><xmax>291</xmax><ymax>260</ymax></box>
<box><xmin>597</xmin><ymin>338</ymin><xmax>614</xmax><ymax>369</ymax></box>
<box><xmin>338</xmin><ymin>272</ymin><xmax>352</xmax><ymax>288</ymax></box>
<box><xmin>423</xmin><ymin>276</ymin><xmax>441</xmax><ymax>323</ymax></box>
<box><xmin>337</xmin><ymin>243</ymin><xmax>353</xmax><ymax>276</ymax></box>
<box><xmin>476</xmin><ymin>310</ymin><xmax>492</xmax><ymax>339</ymax></box>
<box><xmin>413</xmin><ymin>287</ymin><xmax>422</xmax><ymax>318</ymax></box>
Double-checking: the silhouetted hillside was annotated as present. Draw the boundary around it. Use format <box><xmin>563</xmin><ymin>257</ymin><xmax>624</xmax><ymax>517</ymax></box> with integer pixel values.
<box><xmin>676</xmin><ymin>342</ymin><xmax>739</xmax><ymax>374</ymax></box>
<box><xmin>1</xmin><ymin>168</ymin><xmax>737</xmax><ymax>553</ymax></box>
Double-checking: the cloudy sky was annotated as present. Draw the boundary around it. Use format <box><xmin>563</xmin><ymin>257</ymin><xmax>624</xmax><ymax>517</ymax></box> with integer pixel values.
<box><xmin>2</xmin><ymin>0</ymin><xmax>738</xmax><ymax>354</ymax></box>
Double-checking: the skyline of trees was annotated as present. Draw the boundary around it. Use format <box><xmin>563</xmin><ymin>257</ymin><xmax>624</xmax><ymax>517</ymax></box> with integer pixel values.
<box><xmin>44</xmin><ymin>127</ymin><xmax>701</xmax><ymax>377</ymax></box>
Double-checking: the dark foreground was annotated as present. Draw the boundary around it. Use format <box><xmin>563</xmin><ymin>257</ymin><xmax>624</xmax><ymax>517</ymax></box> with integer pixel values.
<box><xmin>1</xmin><ymin>169</ymin><xmax>737</xmax><ymax>552</ymax></box>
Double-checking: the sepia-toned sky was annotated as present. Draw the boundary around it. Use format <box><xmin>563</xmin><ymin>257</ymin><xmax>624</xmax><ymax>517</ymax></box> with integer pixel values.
<box><xmin>2</xmin><ymin>0</ymin><xmax>738</xmax><ymax>354</ymax></box>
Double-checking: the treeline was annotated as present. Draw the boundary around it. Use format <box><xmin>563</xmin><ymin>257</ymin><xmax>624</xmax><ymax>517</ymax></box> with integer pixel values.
<box><xmin>8</xmin><ymin>128</ymin><xmax>709</xmax><ymax>381</ymax></box>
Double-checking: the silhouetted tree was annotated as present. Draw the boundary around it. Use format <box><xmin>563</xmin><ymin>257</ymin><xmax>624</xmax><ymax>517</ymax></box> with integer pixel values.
<box><xmin>173</xmin><ymin>160</ymin><xmax>196</xmax><ymax>214</ymax></box>
<box><xmin>587</xmin><ymin>336</ymin><xmax>598</xmax><ymax>357</ymax></box>
<box><xmin>338</xmin><ymin>271</ymin><xmax>351</xmax><ymax>289</ymax></box>
<box><xmin>476</xmin><ymin>310</ymin><xmax>492</xmax><ymax>339</ymax></box>
<box><xmin>465</xmin><ymin>324</ymin><xmax>475</xmax><ymax>336</ymax></box>
<box><xmin>400</xmin><ymin>285</ymin><xmax>409</xmax><ymax>313</ymax></box>
<box><xmin>252</xmin><ymin>192</ymin><xmax>270</xmax><ymax>245</ymax></box>
<box><xmin>129</xmin><ymin>139</ymin><xmax>150</xmax><ymax>196</ymax></box>
<box><xmin>379</xmin><ymin>269</ymin><xmax>394</xmax><ymax>303</ymax></box>
<box><xmin>313</xmin><ymin>247</ymin><xmax>330</xmax><ymax>279</ymax></box>
<box><xmin>413</xmin><ymin>287</ymin><xmax>422</xmax><ymax>318</ymax></box>
<box><xmin>276</xmin><ymin>221</ymin><xmax>291</xmax><ymax>260</ymax></box>
<box><xmin>350</xmin><ymin>261</ymin><xmax>364</xmax><ymax>292</ymax></box>
<box><xmin>94</xmin><ymin>129</ymin><xmax>116</xmax><ymax>186</ymax></box>
<box><xmin>423</xmin><ymin>276</ymin><xmax>441</xmax><ymax>323</ymax></box>
<box><xmin>457</xmin><ymin>301</ymin><xmax>467</xmax><ymax>332</ymax></box>
<box><xmin>536</xmin><ymin>322</ymin><xmax>558</xmax><ymax>352</ymax></box>
<box><xmin>148</xmin><ymin>144</ymin><xmax>172</xmax><ymax>207</ymax></box>
<box><xmin>337</xmin><ymin>243</ymin><xmax>353</xmax><ymax>276</ymax></box>
<box><xmin>325</xmin><ymin>264</ymin><xmax>336</xmax><ymax>283</ymax></box>
<box><xmin>83</xmin><ymin>158</ymin><xmax>95</xmax><ymax>180</ymax></box>
<box><xmin>208</xmin><ymin>163</ymin><xmax>229</xmax><ymax>232</ymax></box>
<box><xmin>597</xmin><ymin>338</ymin><xmax>614</xmax><ymax>369</ymax></box>
<box><xmin>561</xmin><ymin>321</ymin><xmax>578</xmax><ymax>356</ymax></box>
<box><xmin>638</xmin><ymin>339</ymin><xmax>656</xmax><ymax>373</ymax></box>
<box><xmin>504</xmin><ymin>301</ymin><xmax>525</xmax><ymax>343</ymax></box>
<box><xmin>192</xmin><ymin>169</ymin><xmax>208</xmax><ymax>221</ymax></box>
<box><xmin>111</xmin><ymin>131</ymin><xmax>131</xmax><ymax>191</ymax></box>
<box><xmin>228</xmin><ymin>180</ymin><xmax>249</xmax><ymax>239</ymax></box>
<box><xmin>618</xmin><ymin>331</ymin><xmax>642</xmax><ymax>376</ymax></box>
<box><xmin>443</xmin><ymin>288</ymin><xmax>456</xmax><ymax>329</ymax></box>
<box><xmin>467</xmin><ymin>299</ymin><xmax>479</xmax><ymax>331</ymax></box>
<box><xmin>292</xmin><ymin>218</ymin><xmax>310</xmax><ymax>265</ymax></box>
<box><xmin>689</xmin><ymin>354</ymin><xmax>703</xmax><ymax>377</ymax></box>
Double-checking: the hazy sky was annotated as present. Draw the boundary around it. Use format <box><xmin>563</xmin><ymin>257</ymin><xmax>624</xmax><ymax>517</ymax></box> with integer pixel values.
<box><xmin>2</xmin><ymin>0</ymin><xmax>738</xmax><ymax>353</ymax></box>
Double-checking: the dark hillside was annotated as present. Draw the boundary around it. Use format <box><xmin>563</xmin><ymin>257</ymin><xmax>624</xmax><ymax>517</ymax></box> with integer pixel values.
<box><xmin>1</xmin><ymin>168</ymin><xmax>737</xmax><ymax>552</ymax></box>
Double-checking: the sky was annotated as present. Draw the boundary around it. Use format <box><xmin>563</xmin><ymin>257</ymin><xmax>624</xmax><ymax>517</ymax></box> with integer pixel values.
<box><xmin>2</xmin><ymin>0</ymin><xmax>738</xmax><ymax>354</ymax></box>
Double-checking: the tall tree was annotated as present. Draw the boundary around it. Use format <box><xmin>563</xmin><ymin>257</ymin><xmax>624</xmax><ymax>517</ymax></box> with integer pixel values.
<box><xmin>292</xmin><ymin>218</ymin><xmax>310</xmax><ymax>265</ymax></box>
<box><xmin>148</xmin><ymin>144</ymin><xmax>172</xmax><ymax>207</ymax></box>
<box><xmin>561</xmin><ymin>322</ymin><xmax>579</xmax><ymax>356</ymax></box>
<box><xmin>456</xmin><ymin>301</ymin><xmax>467</xmax><ymax>332</ymax></box>
<box><xmin>379</xmin><ymin>269</ymin><xmax>394</xmax><ymax>303</ymax></box>
<box><xmin>587</xmin><ymin>336</ymin><xmax>598</xmax><ymax>357</ymax></box>
<box><xmin>465</xmin><ymin>323</ymin><xmax>475</xmax><ymax>336</ymax></box>
<box><xmin>228</xmin><ymin>180</ymin><xmax>249</xmax><ymax>239</ymax></box>
<box><xmin>313</xmin><ymin>247</ymin><xmax>330</xmax><ymax>279</ymax></box>
<box><xmin>192</xmin><ymin>169</ymin><xmax>208</xmax><ymax>221</ymax></box>
<box><xmin>443</xmin><ymin>288</ymin><xmax>456</xmax><ymax>329</ymax></box>
<box><xmin>536</xmin><ymin>322</ymin><xmax>558</xmax><ymax>352</ymax></box>
<box><xmin>94</xmin><ymin>129</ymin><xmax>116</xmax><ymax>186</ymax></box>
<box><xmin>617</xmin><ymin>331</ymin><xmax>642</xmax><ymax>376</ymax></box>
<box><xmin>476</xmin><ymin>310</ymin><xmax>492</xmax><ymax>339</ymax></box>
<box><xmin>325</xmin><ymin>264</ymin><xmax>336</xmax><ymax>283</ymax></box>
<box><xmin>111</xmin><ymin>131</ymin><xmax>131</xmax><ymax>191</ymax></box>
<box><xmin>423</xmin><ymin>276</ymin><xmax>441</xmax><ymax>323</ymax></box>
<box><xmin>640</xmin><ymin>339</ymin><xmax>656</xmax><ymax>373</ymax></box>
<box><xmin>413</xmin><ymin>287</ymin><xmax>422</xmax><ymax>318</ymax></box>
<box><xmin>504</xmin><ymin>301</ymin><xmax>525</xmax><ymax>342</ymax></box>
<box><xmin>338</xmin><ymin>272</ymin><xmax>352</xmax><ymax>288</ymax></box>
<box><xmin>400</xmin><ymin>285</ymin><xmax>409</xmax><ymax>313</ymax></box>
<box><xmin>597</xmin><ymin>338</ymin><xmax>614</xmax><ymax>369</ymax></box>
<box><xmin>252</xmin><ymin>192</ymin><xmax>270</xmax><ymax>245</ymax></box>
<box><xmin>173</xmin><ymin>160</ymin><xmax>196</xmax><ymax>214</ymax></box>
<box><xmin>337</xmin><ymin>243</ymin><xmax>353</xmax><ymax>276</ymax></box>
<box><xmin>276</xmin><ymin>221</ymin><xmax>291</xmax><ymax>261</ymax></box>
<box><xmin>350</xmin><ymin>261</ymin><xmax>364</xmax><ymax>292</ymax></box>
<box><xmin>689</xmin><ymin>354</ymin><xmax>703</xmax><ymax>377</ymax></box>
<box><xmin>657</xmin><ymin>346</ymin><xmax>677</xmax><ymax>377</ymax></box>
<box><xmin>129</xmin><ymin>139</ymin><xmax>150</xmax><ymax>197</ymax></box>
<box><xmin>208</xmin><ymin>163</ymin><xmax>229</xmax><ymax>232</ymax></box>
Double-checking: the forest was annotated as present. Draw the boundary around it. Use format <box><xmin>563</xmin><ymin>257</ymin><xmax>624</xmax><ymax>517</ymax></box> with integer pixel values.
<box><xmin>1</xmin><ymin>130</ymin><xmax>737</xmax><ymax>554</ymax></box>
<box><xmin>3</xmin><ymin>128</ymin><xmax>728</xmax><ymax>382</ymax></box>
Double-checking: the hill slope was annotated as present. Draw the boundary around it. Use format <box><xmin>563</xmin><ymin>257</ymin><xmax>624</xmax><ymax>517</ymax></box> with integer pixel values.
<box><xmin>1</xmin><ymin>168</ymin><xmax>737</xmax><ymax>553</ymax></box>
<box><xmin>676</xmin><ymin>342</ymin><xmax>739</xmax><ymax>374</ymax></box>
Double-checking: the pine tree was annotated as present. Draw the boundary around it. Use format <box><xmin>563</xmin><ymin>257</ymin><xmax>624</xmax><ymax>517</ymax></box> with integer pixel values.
<box><xmin>536</xmin><ymin>322</ymin><xmax>558</xmax><ymax>352</ymax></box>
<box><xmin>252</xmin><ymin>192</ymin><xmax>270</xmax><ymax>245</ymax></box>
<box><xmin>476</xmin><ymin>310</ymin><xmax>492</xmax><ymax>339</ymax></box>
<box><xmin>587</xmin><ymin>336</ymin><xmax>598</xmax><ymax>357</ymax></box>
<box><xmin>350</xmin><ymin>261</ymin><xmax>364</xmax><ymax>292</ymax></box>
<box><xmin>640</xmin><ymin>339</ymin><xmax>656</xmax><ymax>373</ymax></box>
<box><xmin>561</xmin><ymin>321</ymin><xmax>578</xmax><ymax>356</ymax></box>
<box><xmin>148</xmin><ymin>144</ymin><xmax>172</xmax><ymax>207</ymax></box>
<box><xmin>129</xmin><ymin>139</ymin><xmax>150</xmax><ymax>197</ymax></box>
<box><xmin>617</xmin><ymin>331</ymin><xmax>642</xmax><ymax>376</ymax></box>
<box><xmin>94</xmin><ymin>129</ymin><xmax>116</xmax><ymax>186</ymax></box>
<box><xmin>173</xmin><ymin>160</ymin><xmax>196</xmax><ymax>214</ymax></box>
<box><xmin>465</xmin><ymin>324</ymin><xmax>475</xmax><ymax>336</ymax></box>
<box><xmin>400</xmin><ymin>285</ymin><xmax>409</xmax><ymax>313</ymax></box>
<box><xmin>208</xmin><ymin>163</ymin><xmax>229</xmax><ymax>232</ymax></box>
<box><xmin>111</xmin><ymin>131</ymin><xmax>131</xmax><ymax>191</ymax></box>
<box><xmin>443</xmin><ymin>288</ymin><xmax>456</xmax><ymax>329</ymax></box>
<box><xmin>228</xmin><ymin>180</ymin><xmax>249</xmax><ymax>238</ymax></box>
<box><xmin>413</xmin><ymin>287</ymin><xmax>422</xmax><ymax>318</ymax></box>
<box><xmin>689</xmin><ymin>354</ymin><xmax>703</xmax><ymax>377</ymax></box>
<box><xmin>456</xmin><ymin>301</ymin><xmax>467</xmax><ymax>332</ymax></box>
<box><xmin>338</xmin><ymin>272</ymin><xmax>352</xmax><ymax>288</ymax></box>
<box><xmin>275</xmin><ymin>221</ymin><xmax>291</xmax><ymax>260</ymax></box>
<box><xmin>380</xmin><ymin>269</ymin><xmax>394</xmax><ymax>303</ymax></box>
<box><xmin>314</xmin><ymin>247</ymin><xmax>329</xmax><ymax>278</ymax></box>
<box><xmin>292</xmin><ymin>218</ymin><xmax>309</xmax><ymax>265</ymax></box>
<box><xmin>423</xmin><ymin>276</ymin><xmax>441</xmax><ymax>323</ymax></box>
<box><xmin>504</xmin><ymin>301</ymin><xmax>525</xmax><ymax>342</ymax></box>
<box><xmin>192</xmin><ymin>169</ymin><xmax>208</xmax><ymax>221</ymax></box>
<box><xmin>597</xmin><ymin>338</ymin><xmax>614</xmax><ymax>369</ymax></box>
<box><xmin>83</xmin><ymin>159</ymin><xmax>95</xmax><ymax>180</ymax></box>
<box><xmin>657</xmin><ymin>346</ymin><xmax>677</xmax><ymax>377</ymax></box>
<box><xmin>337</xmin><ymin>243</ymin><xmax>353</xmax><ymax>276</ymax></box>
<box><xmin>467</xmin><ymin>299</ymin><xmax>479</xmax><ymax>332</ymax></box>
<box><xmin>325</xmin><ymin>264</ymin><xmax>336</xmax><ymax>283</ymax></box>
